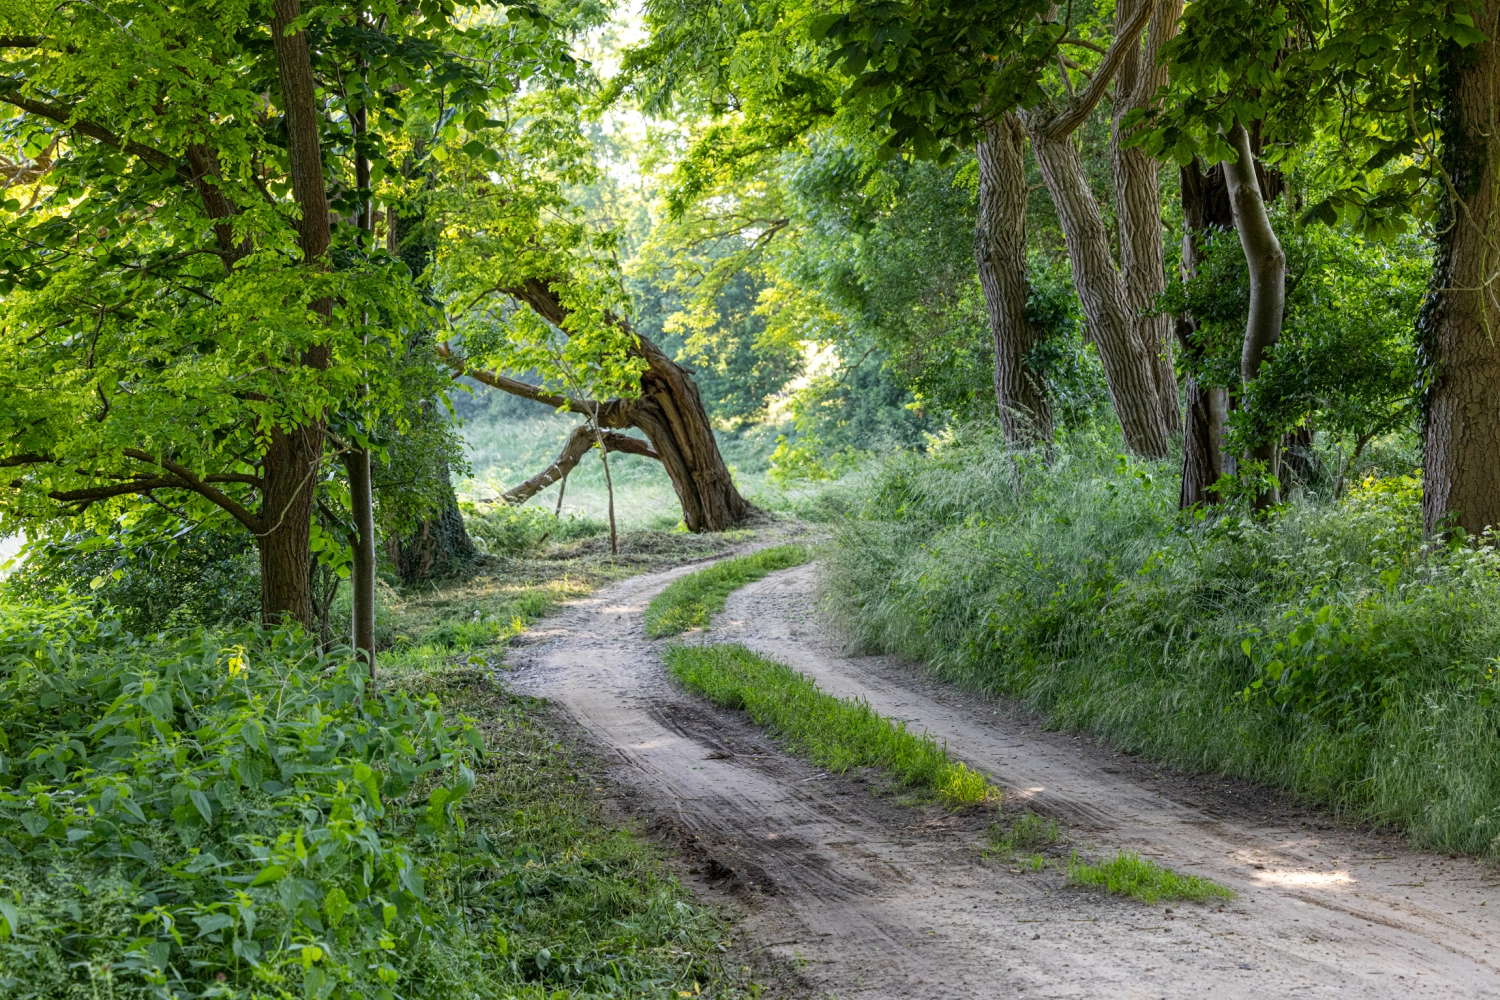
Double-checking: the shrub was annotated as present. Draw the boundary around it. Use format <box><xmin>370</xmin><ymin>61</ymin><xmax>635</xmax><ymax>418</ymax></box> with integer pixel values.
<box><xmin>0</xmin><ymin>596</ymin><xmax>483</xmax><ymax>999</ymax></box>
<box><xmin>463</xmin><ymin>503</ymin><xmax>604</xmax><ymax>557</ymax></box>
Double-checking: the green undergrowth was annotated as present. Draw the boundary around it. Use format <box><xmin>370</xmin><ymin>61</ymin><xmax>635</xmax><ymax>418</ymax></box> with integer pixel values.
<box><xmin>1066</xmin><ymin>851</ymin><xmax>1236</xmax><ymax>905</ymax></box>
<box><xmin>645</xmin><ymin>545</ymin><xmax>812</xmax><ymax>638</ymax></box>
<box><xmin>664</xmin><ymin>643</ymin><xmax>994</xmax><ymax>805</ymax></box>
<box><xmin>0</xmin><ymin>551</ymin><xmax>752</xmax><ymax>998</ymax></box>
<box><xmin>988</xmin><ymin>810</ymin><xmax>1061</xmax><ymax>856</ymax></box>
<box><xmin>825</xmin><ymin>424</ymin><xmax>1500</xmax><ymax>856</ymax></box>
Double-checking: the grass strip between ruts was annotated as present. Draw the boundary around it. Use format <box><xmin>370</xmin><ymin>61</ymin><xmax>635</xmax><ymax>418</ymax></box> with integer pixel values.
<box><xmin>645</xmin><ymin>544</ymin><xmax>811</xmax><ymax>637</ymax></box>
<box><xmin>1066</xmin><ymin>850</ymin><xmax>1236</xmax><ymax>904</ymax></box>
<box><xmin>664</xmin><ymin>643</ymin><xmax>996</xmax><ymax>805</ymax></box>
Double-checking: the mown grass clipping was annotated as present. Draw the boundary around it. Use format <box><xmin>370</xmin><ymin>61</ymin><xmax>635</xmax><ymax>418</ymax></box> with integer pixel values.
<box><xmin>645</xmin><ymin>544</ymin><xmax>811</xmax><ymax>637</ymax></box>
<box><xmin>1066</xmin><ymin>850</ymin><xmax>1236</xmax><ymax>905</ymax></box>
<box><xmin>664</xmin><ymin>643</ymin><xmax>995</xmax><ymax>805</ymax></box>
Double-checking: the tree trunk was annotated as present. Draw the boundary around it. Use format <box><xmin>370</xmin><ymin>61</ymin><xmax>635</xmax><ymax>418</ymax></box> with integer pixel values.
<box><xmin>1112</xmin><ymin>0</ymin><xmax>1183</xmax><ymax>437</ymax></box>
<box><xmin>344</xmin><ymin>448</ymin><xmax>376</xmax><ymax>674</ymax></box>
<box><xmin>1423</xmin><ymin>3</ymin><xmax>1500</xmax><ymax>537</ymax></box>
<box><xmin>1022</xmin><ymin>0</ymin><xmax>1170</xmax><ymax>460</ymax></box>
<box><xmin>1222</xmin><ymin>121</ymin><xmax>1286</xmax><ymax>509</ymax></box>
<box><xmin>975</xmin><ymin>113</ymin><xmax>1052</xmax><ymax>446</ymax></box>
<box><xmin>1177</xmin><ymin>158</ymin><xmax>1235</xmax><ymax>506</ymax></box>
<box><xmin>263</xmin><ymin>0</ymin><xmax>332</xmax><ymax>628</ymax></box>
<box><xmin>492</xmin><ymin>278</ymin><xmax>755</xmax><ymax>532</ymax></box>
<box><xmin>390</xmin><ymin>476</ymin><xmax>476</xmax><ymax>583</ymax></box>
<box><xmin>1031</xmin><ymin>131</ymin><xmax>1172</xmax><ymax>459</ymax></box>
<box><xmin>386</xmin><ymin>197</ymin><xmax>478</xmax><ymax>583</ymax></box>
<box><xmin>258</xmin><ymin>424</ymin><xmax>321</xmax><ymax>626</ymax></box>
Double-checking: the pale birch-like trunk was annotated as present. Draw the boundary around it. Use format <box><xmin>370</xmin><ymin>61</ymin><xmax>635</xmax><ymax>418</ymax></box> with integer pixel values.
<box><xmin>975</xmin><ymin>113</ymin><xmax>1052</xmax><ymax>446</ymax></box>
<box><xmin>1222</xmin><ymin>122</ymin><xmax>1286</xmax><ymax>509</ymax></box>
<box><xmin>1176</xmin><ymin>158</ymin><xmax>1234</xmax><ymax>507</ymax></box>
<box><xmin>1424</xmin><ymin>0</ymin><xmax>1500</xmax><ymax>536</ymax></box>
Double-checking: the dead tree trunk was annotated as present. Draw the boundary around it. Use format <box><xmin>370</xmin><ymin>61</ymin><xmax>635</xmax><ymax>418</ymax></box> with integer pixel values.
<box><xmin>1222</xmin><ymin>121</ymin><xmax>1286</xmax><ymax>509</ymax></box>
<box><xmin>1112</xmin><ymin>0</ymin><xmax>1183</xmax><ymax>437</ymax></box>
<box><xmin>1423</xmin><ymin>3</ymin><xmax>1500</xmax><ymax>537</ymax></box>
<box><xmin>975</xmin><ymin>113</ymin><xmax>1052</xmax><ymax>446</ymax></box>
<box><xmin>446</xmin><ymin>277</ymin><xmax>755</xmax><ymax>532</ymax></box>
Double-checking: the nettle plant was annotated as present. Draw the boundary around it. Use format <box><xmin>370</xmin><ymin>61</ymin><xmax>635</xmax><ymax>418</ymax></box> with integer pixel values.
<box><xmin>0</xmin><ymin>598</ymin><xmax>483</xmax><ymax>998</ymax></box>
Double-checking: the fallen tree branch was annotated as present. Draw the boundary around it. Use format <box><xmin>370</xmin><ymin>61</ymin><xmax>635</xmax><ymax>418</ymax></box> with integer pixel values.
<box><xmin>493</xmin><ymin>424</ymin><xmax>657</xmax><ymax>506</ymax></box>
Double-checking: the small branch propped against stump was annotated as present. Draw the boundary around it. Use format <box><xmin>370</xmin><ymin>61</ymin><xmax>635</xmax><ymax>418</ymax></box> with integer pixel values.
<box><xmin>494</xmin><ymin>424</ymin><xmax>658</xmax><ymax>507</ymax></box>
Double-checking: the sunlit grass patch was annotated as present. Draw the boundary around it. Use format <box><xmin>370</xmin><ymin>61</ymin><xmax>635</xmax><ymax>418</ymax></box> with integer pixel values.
<box><xmin>664</xmin><ymin>643</ymin><xmax>997</xmax><ymax>806</ymax></box>
<box><xmin>645</xmin><ymin>544</ymin><xmax>812</xmax><ymax>637</ymax></box>
<box><xmin>1066</xmin><ymin>850</ymin><xmax>1236</xmax><ymax>904</ymax></box>
<box><xmin>989</xmin><ymin>810</ymin><xmax>1062</xmax><ymax>855</ymax></box>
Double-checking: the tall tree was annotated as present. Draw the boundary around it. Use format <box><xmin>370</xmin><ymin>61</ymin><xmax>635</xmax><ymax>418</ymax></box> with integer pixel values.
<box><xmin>1424</xmin><ymin>0</ymin><xmax>1500</xmax><ymax>535</ymax></box>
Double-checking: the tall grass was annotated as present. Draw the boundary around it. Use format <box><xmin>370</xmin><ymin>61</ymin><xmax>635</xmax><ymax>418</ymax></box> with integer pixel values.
<box><xmin>824</xmin><ymin>425</ymin><xmax>1500</xmax><ymax>856</ymax></box>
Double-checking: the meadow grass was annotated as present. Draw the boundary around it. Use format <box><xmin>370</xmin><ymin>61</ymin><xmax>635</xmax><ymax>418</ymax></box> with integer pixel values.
<box><xmin>824</xmin><ymin>423</ymin><xmax>1500</xmax><ymax>856</ymax></box>
<box><xmin>1066</xmin><ymin>850</ymin><xmax>1236</xmax><ymax>905</ymax></box>
<box><xmin>645</xmin><ymin>544</ymin><xmax>813</xmax><ymax>637</ymax></box>
<box><xmin>664</xmin><ymin>643</ymin><xmax>996</xmax><ymax>805</ymax></box>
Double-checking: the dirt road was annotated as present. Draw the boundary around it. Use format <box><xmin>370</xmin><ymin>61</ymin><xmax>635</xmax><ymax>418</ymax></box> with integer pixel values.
<box><xmin>511</xmin><ymin>559</ymin><xmax>1500</xmax><ymax>998</ymax></box>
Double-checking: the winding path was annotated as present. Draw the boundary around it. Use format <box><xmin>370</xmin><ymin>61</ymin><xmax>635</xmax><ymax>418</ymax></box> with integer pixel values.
<box><xmin>510</xmin><ymin>558</ymin><xmax>1499</xmax><ymax>998</ymax></box>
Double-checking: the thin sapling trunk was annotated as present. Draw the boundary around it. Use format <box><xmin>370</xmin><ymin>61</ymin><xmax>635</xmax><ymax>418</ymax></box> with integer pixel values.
<box><xmin>1222</xmin><ymin>121</ymin><xmax>1286</xmax><ymax>509</ymax></box>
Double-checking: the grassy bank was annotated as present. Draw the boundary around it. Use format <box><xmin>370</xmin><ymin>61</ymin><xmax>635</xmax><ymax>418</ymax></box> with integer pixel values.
<box><xmin>824</xmin><ymin>425</ymin><xmax>1500</xmax><ymax>856</ymax></box>
<box><xmin>645</xmin><ymin>545</ymin><xmax>812</xmax><ymax>637</ymax></box>
<box><xmin>665</xmin><ymin>643</ymin><xmax>994</xmax><ymax>805</ymax></box>
<box><xmin>0</xmin><ymin>523</ymin><xmax>757</xmax><ymax>999</ymax></box>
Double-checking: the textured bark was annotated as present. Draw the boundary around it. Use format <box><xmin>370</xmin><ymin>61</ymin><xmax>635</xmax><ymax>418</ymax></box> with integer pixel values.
<box><xmin>258</xmin><ymin>425</ymin><xmax>321</xmax><ymax>627</ymax></box>
<box><xmin>975</xmin><ymin>113</ymin><xmax>1052</xmax><ymax>446</ymax></box>
<box><xmin>1112</xmin><ymin>0</ymin><xmax>1183</xmax><ymax>437</ymax></box>
<box><xmin>457</xmin><ymin>279</ymin><xmax>755</xmax><ymax>532</ymax></box>
<box><xmin>1177</xmin><ymin>159</ymin><xmax>1235</xmax><ymax>506</ymax></box>
<box><xmin>390</xmin><ymin>479</ymin><xmax>476</xmax><ymax>584</ymax></box>
<box><xmin>499</xmin><ymin>426</ymin><xmax>658</xmax><ymax>506</ymax></box>
<box><xmin>385</xmin><ymin>201</ymin><xmax>478</xmax><ymax>584</ymax></box>
<box><xmin>1031</xmin><ymin>132</ymin><xmax>1171</xmax><ymax>459</ymax></box>
<box><xmin>261</xmin><ymin>0</ymin><xmax>331</xmax><ymax>627</ymax></box>
<box><xmin>1223</xmin><ymin>121</ymin><xmax>1286</xmax><ymax>508</ymax></box>
<box><xmin>1025</xmin><ymin>0</ymin><xmax>1171</xmax><ymax>459</ymax></box>
<box><xmin>1424</xmin><ymin>2</ymin><xmax>1500</xmax><ymax>536</ymax></box>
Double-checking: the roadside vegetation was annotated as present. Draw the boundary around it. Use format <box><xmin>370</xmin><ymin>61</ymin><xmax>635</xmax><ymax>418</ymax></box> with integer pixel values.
<box><xmin>664</xmin><ymin>643</ymin><xmax>995</xmax><ymax>805</ymax></box>
<box><xmin>824</xmin><ymin>425</ymin><xmax>1500</xmax><ymax>856</ymax></box>
<box><xmin>645</xmin><ymin>545</ymin><xmax>813</xmax><ymax>637</ymax></box>
<box><xmin>1066</xmin><ymin>851</ymin><xmax>1236</xmax><ymax>906</ymax></box>
<box><xmin>0</xmin><ymin>523</ymin><xmax>752</xmax><ymax>999</ymax></box>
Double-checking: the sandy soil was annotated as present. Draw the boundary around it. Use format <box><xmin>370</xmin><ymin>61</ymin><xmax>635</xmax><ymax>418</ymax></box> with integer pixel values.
<box><xmin>509</xmin><ymin>558</ymin><xmax>1500</xmax><ymax>999</ymax></box>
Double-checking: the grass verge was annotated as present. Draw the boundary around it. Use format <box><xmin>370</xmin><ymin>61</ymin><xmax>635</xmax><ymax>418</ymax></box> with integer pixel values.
<box><xmin>1066</xmin><ymin>850</ymin><xmax>1236</xmax><ymax>905</ymax></box>
<box><xmin>645</xmin><ymin>544</ymin><xmax>812</xmax><ymax>637</ymax></box>
<box><xmin>664</xmin><ymin>643</ymin><xmax>995</xmax><ymax>805</ymax></box>
<box><xmin>825</xmin><ymin>424</ymin><xmax>1500</xmax><ymax>856</ymax></box>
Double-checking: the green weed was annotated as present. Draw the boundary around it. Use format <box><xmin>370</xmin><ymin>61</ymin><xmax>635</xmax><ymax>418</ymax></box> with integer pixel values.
<box><xmin>989</xmin><ymin>810</ymin><xmax>1062</xmax><ymax>855</ymax></box>
<box><xmin>645</xmin><ymin>544</ymin><xmax>812</xmax><ymax>637</ymax></box>
<box><xmin>1067</xmin><ymin>850</ymin><xmax>1236</xmax><ymax>905</ymax></box>
<box><xmin>664</xmin><ymin>643</ymin><xmax>996</xmax><ymax>805</ymax></box>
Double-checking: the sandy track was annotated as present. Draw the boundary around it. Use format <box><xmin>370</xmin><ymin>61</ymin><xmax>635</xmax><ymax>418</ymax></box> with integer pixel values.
<box><xmin>511</xmin><ymin>559</ymin><xmax>1500</xmax><ymax>998</ymax></box>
